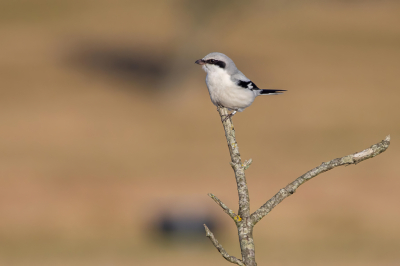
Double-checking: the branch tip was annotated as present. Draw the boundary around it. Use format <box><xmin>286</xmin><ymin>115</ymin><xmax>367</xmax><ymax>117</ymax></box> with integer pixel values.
<box><xmin>204</xmin><ymin>224</ymin><xmax>211</xmax><ymax>236</ymax></box>
<box><xmin>208</xmin><ymin>193</ymin><xmax>238</xmax><ymax>221</ymax></box>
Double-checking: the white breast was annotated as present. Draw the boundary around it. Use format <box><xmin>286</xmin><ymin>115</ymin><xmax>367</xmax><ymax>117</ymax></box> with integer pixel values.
<box><xmin>205</xmin><ymin>65</ymin><xmax>256</xmax><ymax>111</ymax></box>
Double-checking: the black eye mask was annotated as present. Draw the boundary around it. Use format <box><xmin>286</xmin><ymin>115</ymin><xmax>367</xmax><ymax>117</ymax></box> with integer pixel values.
<box><xmin>207</xmin><ymin>59</ymin><xmax>226</xmax><ymax>69</ymax></box>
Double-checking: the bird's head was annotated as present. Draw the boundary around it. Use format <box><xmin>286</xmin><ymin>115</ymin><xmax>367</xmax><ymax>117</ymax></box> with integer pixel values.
<box><xmin>195</xmin><ymin>52</ymin><xmax>236</xmax><ymax>74</ymax></box>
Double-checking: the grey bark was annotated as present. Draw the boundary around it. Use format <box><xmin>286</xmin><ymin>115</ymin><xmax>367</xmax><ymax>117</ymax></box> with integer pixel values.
<box><xmin>204</xmin><ymin>106</ymin><xmax>390</xmax><ymax>266</ymax></box>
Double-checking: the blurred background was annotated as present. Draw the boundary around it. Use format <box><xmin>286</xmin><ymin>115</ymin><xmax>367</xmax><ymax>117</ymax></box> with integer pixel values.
<box><xmin>0</xmin><ymin>0</ymin><xmax>399</xmax><ymax>265</ymax></box>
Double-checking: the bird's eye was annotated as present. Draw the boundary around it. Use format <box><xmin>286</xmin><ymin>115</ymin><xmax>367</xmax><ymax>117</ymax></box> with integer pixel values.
<box><xmin>209</xmin><ymin>59</ymin><xmax>215</xmax><ymax>63</ymax></box>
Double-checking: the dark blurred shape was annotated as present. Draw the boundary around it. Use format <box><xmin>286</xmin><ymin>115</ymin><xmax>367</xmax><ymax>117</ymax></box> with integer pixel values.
<box><xmin>69</xmin><ymin>44</ymin><xmax>171</xmax><ymax>92</ymax></box>
<box><xmin>153</xmin><ymin>211</ymin><xmax>217</xmax><ymax>243</ymax></box>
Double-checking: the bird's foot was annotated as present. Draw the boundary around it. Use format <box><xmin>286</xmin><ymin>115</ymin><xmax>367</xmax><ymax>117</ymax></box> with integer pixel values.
<box><xmin>222</xmin><ymin>110</ymin><xmax>237</xmax><ymax>122</ymax></box>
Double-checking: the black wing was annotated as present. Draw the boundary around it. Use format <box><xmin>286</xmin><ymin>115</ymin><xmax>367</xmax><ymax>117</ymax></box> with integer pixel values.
<box><xmin>237</xmin><ymin>80</ymin><xmax>260</xmax><ymax>91</ymax></box>
<box><xmin>237</xmin><ymin>80</ymin><xmax>286</xmax><ymax>94</ymax></box>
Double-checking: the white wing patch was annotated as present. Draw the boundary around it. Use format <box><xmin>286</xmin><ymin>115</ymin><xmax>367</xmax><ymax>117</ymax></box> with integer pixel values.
<box><xmin>237</xmin><ymin>80</ymin><xmax>259</xmax><ymax>91</ymax></box>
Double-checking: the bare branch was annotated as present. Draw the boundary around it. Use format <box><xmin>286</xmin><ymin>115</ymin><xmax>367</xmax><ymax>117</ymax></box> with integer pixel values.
<box><xmin>217</xmin><ymin>106</ymin><xmax>257</xmax><ymax>266</ymax></box>
<box><xmin>207</xmin><ymin>103</ymin><xmax>390</xmax><ymax>266</ymax></box>
<box><xmin>251</xmin><ymin>135</ymin><xmax>391</xmax><ymax>225</ymax></box>
<box><xmin>217</xmin><ymin>106</ymin><xmax>250</xmax><ymax>219</ymax></box>
<box><xmin>208</xmin><ymin>193</ymin><xmax>240</xmax><ymax>222</ymax></box>
<box><xmin>204</xmin><ymin>224</ymin><xmax>245</xmax><ymax>266</ymax></box>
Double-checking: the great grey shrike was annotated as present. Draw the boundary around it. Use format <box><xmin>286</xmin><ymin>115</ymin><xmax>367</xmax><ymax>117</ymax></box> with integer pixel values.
<box><xmin>195</xmin><ymin>52</ymin><xmax>285</xmax><ymax>120</ymax></box>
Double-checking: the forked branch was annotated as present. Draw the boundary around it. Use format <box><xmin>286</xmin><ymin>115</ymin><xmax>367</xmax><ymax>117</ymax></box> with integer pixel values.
<box><xmin>204</xmin><ymin>106</ymin><xmax>390</xmax><ymax>266</ymax></box>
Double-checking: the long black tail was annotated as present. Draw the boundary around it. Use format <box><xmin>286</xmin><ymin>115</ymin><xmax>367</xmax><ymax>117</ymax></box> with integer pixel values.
<box><xmin>259</xmin><ymin>89</ymin><xmax>286</xmax><ymax>95</ymax></box>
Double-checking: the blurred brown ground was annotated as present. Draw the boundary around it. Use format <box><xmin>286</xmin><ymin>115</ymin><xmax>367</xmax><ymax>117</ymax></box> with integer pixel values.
<box><xmin>0</xmin><ymin>0</ymin><xmax>399</xmax><ymax>265</ymax></box>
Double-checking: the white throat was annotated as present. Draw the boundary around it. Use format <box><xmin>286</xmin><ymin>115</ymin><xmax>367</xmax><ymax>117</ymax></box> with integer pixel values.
<box><xmin>202</xmin><ymin>64</ymin><xmax>225</xmax><ymax>74</ymax></box>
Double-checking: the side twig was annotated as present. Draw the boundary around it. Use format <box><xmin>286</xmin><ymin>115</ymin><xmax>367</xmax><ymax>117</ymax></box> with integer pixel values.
<box><xmin>251</xmin><ymin>135</ymin><xmax>391</xmax><ymax>225</ymax></box>
<box><xmin>204</xmin><ymin>224</ymin><xmax>245</xmax><ymax>266</ymax></box>
<box><xmin>208</xmin><ymin>193</ymin><xmax>239</xmax><ymax>222</ymax></box>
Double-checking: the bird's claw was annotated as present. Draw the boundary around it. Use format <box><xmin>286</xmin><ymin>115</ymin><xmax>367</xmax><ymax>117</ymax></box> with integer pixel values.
<box><xmin>222</xmin><ymin>113</ymin><xmax>232</xmax><ymax>122</ymax></box>
<box><xmin>222</xmin><ymin>110</ymin><xmax>237</xmax><ymax>122</ymax></box>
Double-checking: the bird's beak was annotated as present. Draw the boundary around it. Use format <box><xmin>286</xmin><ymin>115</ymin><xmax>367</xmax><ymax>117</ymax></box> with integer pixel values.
<box><xmin>195</xmin><ymin>59</ymin><xmax>205</xmax><ymax>65</ymax></box>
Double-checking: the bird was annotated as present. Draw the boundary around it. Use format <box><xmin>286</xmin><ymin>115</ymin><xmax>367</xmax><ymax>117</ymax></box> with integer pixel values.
<box><xmin>195</xmin><ymin>52</ymin><xmax>285</xmax><ymax>121</ymax></box>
